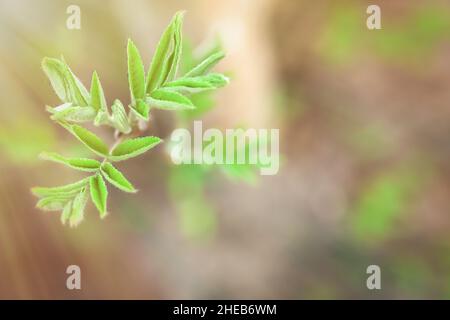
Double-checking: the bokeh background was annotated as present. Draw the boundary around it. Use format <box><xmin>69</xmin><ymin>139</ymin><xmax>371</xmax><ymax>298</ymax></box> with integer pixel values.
<box><xmin>1</xmin><ymin>0</ymin><xmax>450</xmax><ymax>299</ymax></box>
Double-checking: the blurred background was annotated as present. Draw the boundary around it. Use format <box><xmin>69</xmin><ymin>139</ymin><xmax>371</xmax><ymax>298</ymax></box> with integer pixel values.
<box><xmin>1</xmin><ymin>0</ymin><xmax>450</xmax><ymax>299</ymax></box>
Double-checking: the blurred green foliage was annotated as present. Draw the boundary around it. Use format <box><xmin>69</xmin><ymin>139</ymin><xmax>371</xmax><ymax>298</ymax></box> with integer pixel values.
<box><xmin>389</xmin><ymin>256</ymin><xmax>433</xmax><ymax>298</ymax></box>
<box><xmin>177</xmin><ymin>38</ymin><xmax>225</xmax><ymax>122</ymax></box>
<box><xmin>318</xmin><ymin>5</ymin><xmax>363</xmax><ymax>64</ymax></box>
<box><xmin>373</xmin><ymin>6</ymin><xmax>450</xmax><ymax>61</ymax></box>
<box><xmin>0</xmin><ymin>120</ymin><xmax>56</xmax><ymax>164</ymax></box>
<box><xmin>350</xmin><ymin>165</ymin><xmax>427</xmax><ymax>244</ymax></box>
<box><xmin>166</xmin><ymin>39</ymin><xmax>267</xmax><ymax>240</ymax></box>
<box><xmin>345</xmin><ymin>124</ymin><xmax>393</xmax><ymax>161</ymax></box>
<box><xmin>167</xmin><ymin>137</ymin><xmax>263</xmax><ymax>239</ymax></box>
<box><xmin>319</xmin><ymin>4</ymin><xmax>450</xmax><ymax>65</ymax></box>
<box><xmin>168</xmin><ymin>164</ymin><xmax>216</xmax><ymax>240</ymax></box>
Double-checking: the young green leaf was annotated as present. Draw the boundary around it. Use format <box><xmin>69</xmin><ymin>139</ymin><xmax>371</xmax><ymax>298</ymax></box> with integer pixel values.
<box><xmin>61</xmin><ymin>58</ymin><xmax>90</xmax><ymax>107</ymax></box>
<box><xmin>73</xmin><ymin>77</ymin><xmax>90</xmax><ymax>106</ymax></box>
<box><xmin>41</xmin><ymin>58</ymin><xmax>71</xmax><ymax>102</ymax></box>
<box><xmin>39</xmin><ymin>151</ymin><xmax>101</xmax><ymax>172</ymax></box>
<box><xmin>130</xmin><ymin>99</ymin><xmax>150</xmax><ymax>121</ymax></box>
<box><xmin>110</xmin><ymin>99</ymin><xmax>131</xmax><ymax>134</ymax></box>
<box><xmin>32</xmin><ymin>178</ymin><xmax>89</xmax><ymax>198</ymax></box>
<box><xmin>46</xmin><ymin>102</ymin><xmax>72</xmax><ymax>113</ymax></box>
<box><xmin>61</xmin><ymin>201</ymin><xmax>72</xmax><ymax>225</ymax></box>
<box><xmin>94</xmin><ymin>109</ymin><xmax>111</xmax><ymax>126</ymax></box>
<box><xmin>147</xmin><ymin>88</ymin><xmax>194</xmax><ymax>110</ymax></box>
<box><xmin>69</xmin><ymin>125</ymin><xmax>109</xmax><ymax>157</ymax></box>
<box><xmin>90</xmin><ymin>174</ymin><xmax>108</xmax><ymax>218</ymax></box>
<box><xmin>202</xmin><ymin>73</ymin><xmax>229</xmax><ymax>88</ymax></box>
<box><xmin>146</xmin><ymin>11</ymin><xmax>184</xmax><ymax>93</ymax></box>
<box><xmin>69</xmin><ymin>187</ymin><xmax>89</xmax><ymax>227</ymax></box>
<box><xmin>47</xmin><ymin>104</ymin><xmax>97</xmax><ymax>123</ymax></box>
<box><xmin>163</xmin><ymin>77</ymin><xmax>214</xmax><ymax>93</ymax></box>
<box><xmin>163</xmin><ymin>74</ymin><xmax>228</xmax><ymax>94</ymax></box>
<box><xmin>100</xmin><ymin>162</ymin><xmax>136</xmax><ymax>193</ymax></box>
<box><xmin>90</xmin><ymin>71</ymin><xmax>107</xmax><ymax>111</ymax></box>
<box><xmin>109</xmin><ymin>136</ymin><xmax>162</xmax><ymax>161</ymax></box>
<box><xmin>36</xmin><ymin>196</ymin><xmax>70</xmax><ymax>211</ymax></box>
<box><xmin>127</xmin><ymin>39</ymin><xmax>146</xmax><ymax>102</ymax></box>
<box><xmin>163</xmin><ymin>11</ymin><xmax>184</xmax><ymax>83</ymax></box>
<box><xmin>185</xmin><ymin>51</ymin><xmax>225</xmax><ymax>77</ymax></box>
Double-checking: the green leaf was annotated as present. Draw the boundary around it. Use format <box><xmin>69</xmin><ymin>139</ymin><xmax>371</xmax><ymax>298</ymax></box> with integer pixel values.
<box><xmin>42</xmin><ymin>57</ymin><xmax>91</xmax><ymax>107</ymax></box>
<box><xmin>47</xmin><ymin>104</ymin><xmax>97</xmax><ymax>123</ymax></box>
<box><xmin>185</xmin><ymin>51</ymin><xmax>225</xmax><ymax>77</ymax></box>
<box><xmin>109</xmin><ymin>136</ymin><xmax>162</xmax><ymax>161</ymax></box>
<box><xmin>90</xmin><ymin>174</ymin><xmax>108</xmax><ymax>218</ymax></box>
<box><xmin>41</xmin><ymin>58</ymin><xmax>71</xmax><ymax>102</ymax></box>
<box><xmin>147</xmin><ymin>88</ymin><xmax>194</xmax><ymax>110</ymax></box>
<box><xmin>146</xmin><ymin>11</ymin><xmax>184</xmax><ymax>93</ymax></box>
<box><xmin>32</xmin><ymin>178</ymin><xmax>89</xmax><ymax>198</ymax></box>
<box><xmin>60</xmin><ymin>201</ymin><xmax>72</xmax><ymax>225</ymax></box>
<box><xmin>201</xmin><ymin>73</ymin><xmax>229</xmax><ymax>88</ymax></box>
<box><xmin>39</xmin><ymin>151</ymin><xmax>101</xmax><ymax>172</ymax></box>
<box><xmin>127</xmin><ymin>39</ymin><xmax>146</xmax><ymax>102</ymax></box>
<box><xmin>90</xmin><ymin>71</ymin><xmax>107</xmax><ymax>111</ymax></box>
<box><xmin>73</xmin><ymin>78</ymin><xmax>90</xmax><ymax>106</ymax></box>
<box><xmin>61</xmin><ymin>57</ymin><xmax>90</xmax><ymax>107</ymax></box>
<box><xmin>110</xmin><ymin>100</ymin><xmax>131</xmax><ymax>134</ymax></box>
<box><xmin>36</xmin><ymin>196</ymin><xmax>70</xmax><ymax>211</ymax></box>
<box><xmin>69</xmin><ymin>125</ymin><xmax>109</xmax><ymax>157</ymax></box>
<box><xmin>163</xmin><ymin>77</ymin><xmax>214</xmax><ymax>93</ymax></box>
<box><xmin>69</xmin><ymin>187</ymin><xmax>89</xmax><ymax>227</ymax></box>
<box><xmin>130</xmin><ymin>99</ymin><xmax>150</xmax><ymax>121</ymax></box>
<box><xmin>100</xmin><ymin>162</ymin><xmax>136</xmax><ymax>193</ymax></box>
<box><xmin>163</xmin><ymin>11</ymin><xmax>184</xmax><ymax>83</ymax></box>
<box><xmin>94</xmin><ymin>109</ymin><xmax>111</xmax><ymax>126</ymax></box>
<box><xmin>163</xmin><ymin>73</ymin><xmax>229</xmax><ymax>93</ymax></box>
